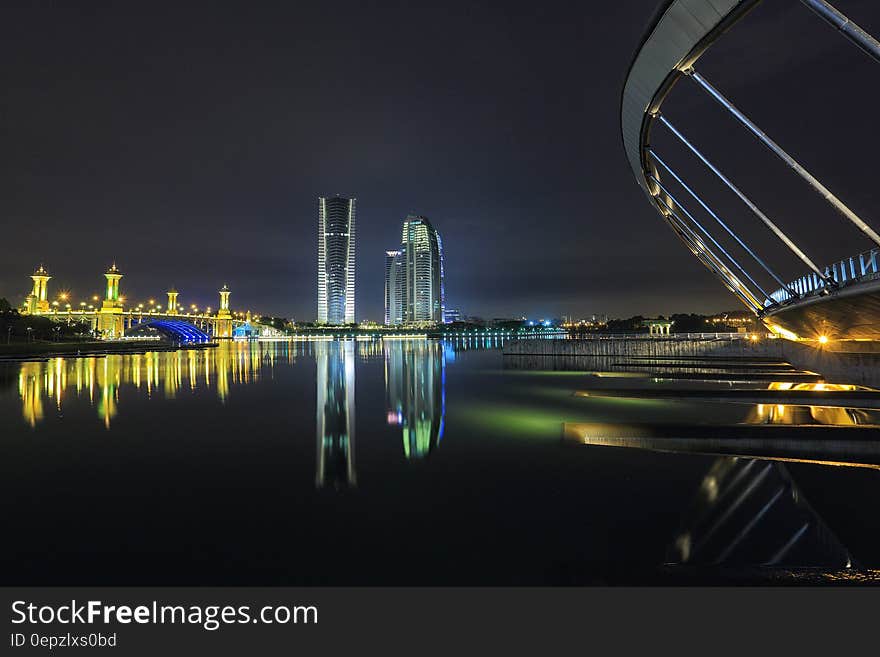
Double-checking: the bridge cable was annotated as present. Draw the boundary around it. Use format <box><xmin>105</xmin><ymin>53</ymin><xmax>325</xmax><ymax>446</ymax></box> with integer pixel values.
<box><xmin>800</xmin><ymin>0</ymin><xmax>880</xmax><ymax>65</ymax></box>
<box><xmin>649</xmin><ymin>150</ymin><xmax>796</xmax><ymax>299</ymax></box>
<box><xmin>649</xmin><ymin>175</ymin><xmax>775</xmax><ymax>305</ymax></box>
<box><xmin>686</xmin><ymin>68</ymin><xmax>880</xmax><ymax>249</ymax></box>
<box><xmin>658</xmin><ymin>116</ymin><xmax>833</xmax><ymax>287</ymax></box>
<box><xmin>653</xmin><ymin>194</ymin><xmax>764</xmax><ymax>313</ymax></box>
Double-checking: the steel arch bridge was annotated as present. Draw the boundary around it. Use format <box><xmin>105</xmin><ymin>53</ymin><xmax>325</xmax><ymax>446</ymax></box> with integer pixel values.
<box><xmin>622</xmin><ymin>0</ymin><xmax>880</xmax><ymax>341</ymax></box>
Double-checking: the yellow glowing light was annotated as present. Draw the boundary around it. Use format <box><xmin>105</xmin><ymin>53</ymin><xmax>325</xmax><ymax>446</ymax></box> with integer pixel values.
<box><xmin>818</xmin><ymin>335</ymin><xmax>829</xmax><ymax>344</ymax></box>
<box><xmin>750</xmin><ymin>334</ymin><xmax>758</xmax><ymax>341</ymax></box>
<box><xmin>768</xmin><ymin>324</ymin><xmax>800</xmax><ymax>341</ymax></box>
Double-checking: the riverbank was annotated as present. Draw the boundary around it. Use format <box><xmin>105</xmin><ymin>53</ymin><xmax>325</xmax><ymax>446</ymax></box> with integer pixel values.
<box><xmin>0</xmin><ymin>339</ymin><xmax>217</xmax><ymax>361</ymax></box>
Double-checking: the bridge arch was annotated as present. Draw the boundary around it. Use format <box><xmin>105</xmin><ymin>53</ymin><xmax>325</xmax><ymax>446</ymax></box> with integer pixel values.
<box><xmin>622</xmin><ymin>0</ymin><xmax>880</xmax><ymax>340</ymax></box>
<box><xmin>125</xmin><ymin>319</ymin><xmax>211</xmax><ymax>343</ymax></box>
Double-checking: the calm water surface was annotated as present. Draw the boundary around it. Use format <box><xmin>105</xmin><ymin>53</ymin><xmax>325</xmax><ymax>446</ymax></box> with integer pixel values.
<box><xmin>2</xmin><ymin>338</ymin><xmax>879</xmax><ymax>584</ymax></box>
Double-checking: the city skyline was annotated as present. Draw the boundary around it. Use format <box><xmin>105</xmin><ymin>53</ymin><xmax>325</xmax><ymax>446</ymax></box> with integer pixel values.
<box><xmin>3</xmin><ymin>2</ymin><xmax>880</xmax><ymax>322</ymax></box>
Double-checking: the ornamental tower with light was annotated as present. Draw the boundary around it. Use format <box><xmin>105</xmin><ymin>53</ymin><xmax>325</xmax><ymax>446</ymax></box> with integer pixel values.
<box><xmin>97</xmin><ymin>263</ymin><xmax>125</xmax><ymax>338</ymax></box>
<box><xmin>26</xmin><ymin>265</ymin><xmax>51</xmax><ymax>314</ymax></box>
<box><xmin>167</xmin><ymin>287</ymin><xmax>179</xmax><ymax>315</ymax></box>
<box><xmin>214</xmin><ymin>284</ymin><xmax>233</xmax><ymax>338</ymax></box>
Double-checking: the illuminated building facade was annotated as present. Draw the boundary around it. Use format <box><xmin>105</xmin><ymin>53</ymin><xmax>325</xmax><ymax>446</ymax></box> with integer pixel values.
<box><xmin>384</xmin><ymin>215</ymin><xmax>445</xmax><ymax>325</ymax></box>
<box><xmin>384</xmin><ymin>250</ymin><xmax>404</xmax><ymax>326</ymax></box>
<box><xmin>317</xmin><ymin>196</ymin><xmax>356</xmax><ymax>324</ymax></box>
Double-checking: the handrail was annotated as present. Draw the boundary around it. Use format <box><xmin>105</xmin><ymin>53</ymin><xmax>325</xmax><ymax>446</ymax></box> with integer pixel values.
<box><xmin>766</xmin><ymin>248</ymin><xmax>880</xmax><ymax>306</ymax></box>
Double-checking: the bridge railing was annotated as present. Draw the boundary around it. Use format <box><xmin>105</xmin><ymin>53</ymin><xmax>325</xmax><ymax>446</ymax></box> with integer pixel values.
<box><xmin>565</xmin><ymin>332</ymin><xmax>752</xmax><ymax>340</ymax></box>
<box><xmin>767</xmin><ymin>247</ymin><xmax>880</xmax><ymax>305</ymax></box>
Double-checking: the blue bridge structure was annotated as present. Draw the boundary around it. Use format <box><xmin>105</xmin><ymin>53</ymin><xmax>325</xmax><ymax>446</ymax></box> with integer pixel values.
<box><xmin>623</xmin><ymin>0</ymin><xmax>880</xmax><ymax>341</ymax></box>
<box><xmin>125</xmin><ymin>319</ymin><xmax>212</xmax><ymax>344</ymax></box>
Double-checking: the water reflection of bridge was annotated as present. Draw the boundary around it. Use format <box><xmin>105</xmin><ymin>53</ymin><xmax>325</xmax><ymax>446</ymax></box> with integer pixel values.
<box><xmin>623</xmin><ymin>0</ymin><xmax>880</xmax><ymax>341</ymax></box>
<box><xmin>14</xmin><ymin>342</ymin><xmax>285</xmax><ymax>428</ymax></box>
<box><xmin>10</xmin><ymin>338</ymin><xmax>452</xmax><ymax>483</ymax></box>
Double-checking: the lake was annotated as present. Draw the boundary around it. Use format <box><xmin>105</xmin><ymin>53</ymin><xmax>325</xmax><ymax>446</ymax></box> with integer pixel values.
<box><xmin>2</xmin><ymin>338</ymin><xmax>879</xmax><ymax>584</ymax></box>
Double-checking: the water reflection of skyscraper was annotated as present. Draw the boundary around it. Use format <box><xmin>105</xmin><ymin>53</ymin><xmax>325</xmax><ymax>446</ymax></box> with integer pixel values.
<box><xmin>315</xmin><ymin>340</ymin><xmax>356</xmax><ymax>488</ymax></box>
<box><xmin>384</xmin><ymin>340</ymin><xmax>446</xmax><ymax>459</ymax></box>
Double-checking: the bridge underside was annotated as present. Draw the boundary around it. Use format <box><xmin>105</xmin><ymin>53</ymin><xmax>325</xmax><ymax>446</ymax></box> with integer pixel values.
<box><xmin>125</xmin><ymin>319</ymin><xmax>211</xmax><ymax>344</ymax></box>
<box><xmin>763</xmin><ymin>279</ymin><xmax>880</xmax><ymax>341</ymax></box>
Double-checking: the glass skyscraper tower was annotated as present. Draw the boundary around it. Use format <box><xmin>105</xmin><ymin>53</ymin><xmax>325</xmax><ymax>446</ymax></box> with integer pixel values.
<box><xmin>317</xmin><ymin>196</ymin><xmax>356</xmax><ymax>324</ymax></box>
<box><xmin>385</xmin><ymin>215</ymin><xmax>444</xmax><ymax>325</ymax></box>
<box><xmin>384</xmin><ymin>249</ymin><xmax>404</xmax><ymax>326</ymax></box>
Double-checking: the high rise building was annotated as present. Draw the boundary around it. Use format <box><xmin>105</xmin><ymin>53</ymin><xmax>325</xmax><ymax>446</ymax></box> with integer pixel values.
<box><xmin>384</xmin><ymin>215</ymin><xmax>445</xmax><ymax>325</ymax></box>
<box><xmin>317</xmin><ymin>196</ymin><xmax>356</xmax><ymax>324</ymax></box>
<box><xmin>384</xmin><ymin>250</ymin><xmax>404</xmax><ymax>326</ymax></box>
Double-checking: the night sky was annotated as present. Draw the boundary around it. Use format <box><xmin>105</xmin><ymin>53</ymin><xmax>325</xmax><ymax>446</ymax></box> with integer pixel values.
<box><xmin>3</xmin><ymin>0</ymin><xmax>880</xmax><ymax>321</ymax></box>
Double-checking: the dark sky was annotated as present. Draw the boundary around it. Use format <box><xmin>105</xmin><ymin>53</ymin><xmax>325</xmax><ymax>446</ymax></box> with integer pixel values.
<box><xmin>3</xmin><ymin>0</ymin><xmax>880</xmax><ymax>320</ymax></box>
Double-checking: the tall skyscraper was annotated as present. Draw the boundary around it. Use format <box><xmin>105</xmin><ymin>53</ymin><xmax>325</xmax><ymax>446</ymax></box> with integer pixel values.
<box><xmin>401</xmin><ymin>215</ymin><xmax>444</xmax><ymax>324</ymax></box>
<box><xmin>385</xmin><ymin>215</ymin><xmax>445</xmax><ymax>326</ymax></box>
<box><xmin>384</xmin><ymin>250</ymin><xmax>404</xmax><ymax>326</ymax></box>
<box><xmin>317</xmin><ymin>196</ymin><xmax>356</xmax><ymax>324</ymax></box>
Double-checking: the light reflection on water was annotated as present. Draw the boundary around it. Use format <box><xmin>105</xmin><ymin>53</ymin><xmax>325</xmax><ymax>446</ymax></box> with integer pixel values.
<box><xmin>9</xmin><ymin>338</ymin><xmax>458</xmax><ymax>469</ymax></box>
<box><xmin>15</xmin><ymin>342</ymin><xmax>283</xmax><ymax>428</ymax></box>
<box><xmin>3</xmin><ymin>339</ymin><xmax>880</xmax><ymax>584</ymax></box>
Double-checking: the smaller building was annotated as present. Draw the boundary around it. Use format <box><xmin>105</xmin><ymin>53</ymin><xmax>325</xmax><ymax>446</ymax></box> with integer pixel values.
<box><xmin>233</xmin><ymin>322</ymin><xmax>258</xmax><ymax>339</ymax></box>
<box><xmin>644</xmin><ymin>318</ymin><xmax>674</xmax><ymax>335</ymax></box>
<box><xmin>443</xmin><ymin>308</ymin><xmax>461</xmax><ymax>324</ymax></box>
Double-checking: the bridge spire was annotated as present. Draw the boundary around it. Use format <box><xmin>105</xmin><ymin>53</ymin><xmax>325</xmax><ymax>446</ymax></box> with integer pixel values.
<box><xmin>27</xmin><ymin>265</ymin><xmax>51</xmax><ymax>314</ymax></box>
<box><xmin>214</xmin><ymin>284</ymin><xmax>233</xmax><ymax>338</ymax></box>
<box><xmin>167</xmin><ymin>287</ymin><xmax>178</xmax><ymax>315</ymax></box>
<box><xmin>97</xmin><ymin>264</ymin><xmax>124</xmax><ymax>338</ymax></box>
